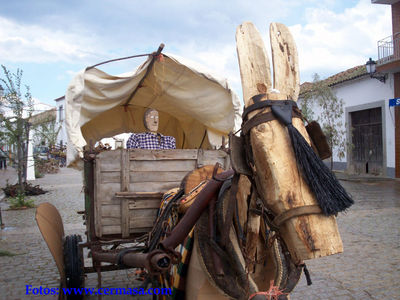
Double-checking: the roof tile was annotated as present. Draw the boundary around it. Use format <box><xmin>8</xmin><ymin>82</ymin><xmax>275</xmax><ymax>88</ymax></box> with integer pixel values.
<box><xmin>300</xmin><ymin>65</ymin><xmax>367</xmax><ymax>95</ymax></box>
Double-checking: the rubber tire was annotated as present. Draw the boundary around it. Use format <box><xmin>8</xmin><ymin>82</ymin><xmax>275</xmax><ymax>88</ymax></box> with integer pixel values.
<box><xmin>63</xmin><ymin>234</ymin><xmax>84</xmax><ymax>300</ymax></box>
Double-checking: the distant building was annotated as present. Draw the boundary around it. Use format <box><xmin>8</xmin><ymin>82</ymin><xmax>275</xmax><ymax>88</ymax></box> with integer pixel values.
<box><xmin>297</xmin><ymin>0</ymin><xmax>400</xmax><ymax>178</ymax></box>
<box><xmin>54</xmin><ymin>96</ymin><xmax>67</xmax><ymax>148</ymax></box>
<box><xmin>29</xmin><ymin>107</ymin><xmax>57</xmax><ymax>148</ymax></box>
<box><xmin>29</xmin><ymin>107</ymin><xmax>56</xmax><ymax>126</ymax></box>
<box><xmin>299</xmin><ymin>65</ymin><xmax>394</xmax><ymax>177</ymax></box>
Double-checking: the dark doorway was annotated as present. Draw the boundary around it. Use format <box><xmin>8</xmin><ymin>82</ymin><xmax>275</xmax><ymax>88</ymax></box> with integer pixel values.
<box><xmin>350</xmin><ymin>107</ymin><xmax>383</xmax><ymax>175</ymax></box>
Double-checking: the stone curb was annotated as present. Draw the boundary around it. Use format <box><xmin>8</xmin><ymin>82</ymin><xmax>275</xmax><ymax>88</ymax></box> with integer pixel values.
<box><xmin>333</xmin><ymin>171</ymin><xmax>397</xmax><ymax>182</ymax></box>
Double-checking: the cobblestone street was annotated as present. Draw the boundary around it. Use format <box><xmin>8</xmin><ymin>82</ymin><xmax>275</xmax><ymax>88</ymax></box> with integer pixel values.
<box><xmin>291</xmin><ymin>178</ymin><xmax>400</xmax><ymax>300</ymax></box>
<box><xmin>0</xmin><ymin>167</ymin><xmax>399</xmax><ymax>299</ymax></box>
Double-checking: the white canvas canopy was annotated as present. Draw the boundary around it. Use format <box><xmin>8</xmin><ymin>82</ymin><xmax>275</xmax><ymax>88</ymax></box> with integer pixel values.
<box><xmin>65</xmin><ymin>52</ymin><xmax>242</xmax><ymax>167</ymax></box>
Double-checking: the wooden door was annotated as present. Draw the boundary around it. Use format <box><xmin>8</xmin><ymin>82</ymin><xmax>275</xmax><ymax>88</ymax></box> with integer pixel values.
<box><xmin>351</xmin><ymin>107</ymin><xmax>383</xmax><ymax>175</ymax></box>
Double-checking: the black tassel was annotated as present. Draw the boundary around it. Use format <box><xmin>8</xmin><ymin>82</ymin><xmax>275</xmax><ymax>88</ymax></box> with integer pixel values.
<box><xmin>287</xmin><ymin>124</ymin><xmax>353</xmax><ymax>215</ymax></box>
<box><xmin>302</xmin><ymin>263</ymin><xmax>312</xmax><ymax>286</ymax></box>
<box><xmin>271</xmin><ymin>104</ymin><xmax>353</xmax><ymax>216</ymax></box>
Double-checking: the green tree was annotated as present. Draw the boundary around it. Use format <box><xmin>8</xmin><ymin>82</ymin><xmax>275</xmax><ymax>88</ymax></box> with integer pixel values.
<box><xmin>299</xmin><ymin>92</ymin><xmax>315</xmax><ymax>123</ymax></box>
<box><xmin>0</xmin><ymin>65</ymin><xmax>33</xmax><ymax>193</ymax></box>
<box><xmin>302</xmin><ymin>73</ymin><xmax>346</xmax><ymax>170</ymax></box>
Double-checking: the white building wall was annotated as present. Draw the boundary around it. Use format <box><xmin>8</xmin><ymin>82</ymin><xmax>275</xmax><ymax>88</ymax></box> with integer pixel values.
<box><xmin>300</xmin><ymin>73</ymin><xmax>395</xmax><ymax>176</ymax></box>
<box><xmin>55</xmin><ymin>97</ymin><xmax>68</xmax><ymax>147</ymax></box>
<box><xmin>333</xmin><ymin>75</ymin><xmax>395</xmax><ymax>171</ymax></box>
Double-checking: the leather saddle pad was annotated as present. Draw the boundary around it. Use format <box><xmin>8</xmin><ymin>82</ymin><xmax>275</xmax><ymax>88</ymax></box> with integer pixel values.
<box><xmin>195</xmin><ymin>188</ymin><xmax>250</xmax><ymax>299</ymax></box>
<box><xmin>178</xmin><ymin>164</ymin><xmax>224</xmax><ymax>214</ymax></box>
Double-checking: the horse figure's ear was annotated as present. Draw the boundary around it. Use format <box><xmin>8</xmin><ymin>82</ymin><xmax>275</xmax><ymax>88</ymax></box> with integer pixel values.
<box><xmin>236</xmin><ymin>22</ymin><xmax>272</xmax><ymax>106</ymax></box>
<box><xmin>270</xmin><ymin>23</ymin><xmax>300</xmax><ymax>101</ymax></box>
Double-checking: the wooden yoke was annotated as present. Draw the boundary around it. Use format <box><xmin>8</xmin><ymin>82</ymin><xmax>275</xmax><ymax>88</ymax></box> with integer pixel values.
<box><xmin>236</xmin><ymin>22</ymin><xmax>343</xmax><ymax>261</ymax></box>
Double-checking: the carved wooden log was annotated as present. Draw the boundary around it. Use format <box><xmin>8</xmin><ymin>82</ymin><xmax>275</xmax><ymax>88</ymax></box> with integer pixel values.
<box><xmin>236</xmin><ymin>22</ymin><xmax>343</xmax><ymax>261</ymax></box>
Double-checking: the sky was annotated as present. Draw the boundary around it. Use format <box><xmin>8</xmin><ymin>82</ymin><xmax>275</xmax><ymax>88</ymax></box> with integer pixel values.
<box><xmin>0</xmin><ymin>0</ymin><xmax>392</xmax><ymax>108</ymax></box>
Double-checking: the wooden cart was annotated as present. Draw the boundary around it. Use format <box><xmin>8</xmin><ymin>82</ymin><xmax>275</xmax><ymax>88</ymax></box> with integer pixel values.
<box><xmin>35</xmin><ymin>45</ymin><xmax>241</xmax><ymax>299</ymax></box>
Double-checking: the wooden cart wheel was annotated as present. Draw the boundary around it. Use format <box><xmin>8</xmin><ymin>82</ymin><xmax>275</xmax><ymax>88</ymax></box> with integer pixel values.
<box><xmin>63</xmin><ymin>234</ymin><xmax>84</xmax><ymax>299</ymax></box>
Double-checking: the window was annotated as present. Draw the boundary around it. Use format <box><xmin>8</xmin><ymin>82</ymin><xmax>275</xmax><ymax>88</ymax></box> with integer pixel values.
<box><xmin>59</xmin><ymin>105</ymin><xmax>63</xmax><ymax>122</ymax></box>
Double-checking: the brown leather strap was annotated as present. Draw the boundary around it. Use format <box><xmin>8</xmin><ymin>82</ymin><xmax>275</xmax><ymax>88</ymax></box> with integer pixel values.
<box><xmin>220</xmin><ymin>173</ymin><xmax>239</xmax><ymax>247</ymax></box>
<box><xmin>242</xmin><ymin>96</ymin><xmax>298</xmax><ymax>121</ymax></box>
<box><xmin>208</xmin><ymin>196</ymin><xmax>224</xmax><ymax>276</ymax></box>
<box><xmin>242</xmin><ymin>109</ymin><xmax>303</xmax><ymax>135</ymax></box>
<box><xmin>242</xmin><ymin>112</ymin><xmax>276</xmax><ymax>135</ymax></box>
<box><xmin>273</xmin><ymin>205</ymin><xmax>322</xmax><ymax>227</ymax></box>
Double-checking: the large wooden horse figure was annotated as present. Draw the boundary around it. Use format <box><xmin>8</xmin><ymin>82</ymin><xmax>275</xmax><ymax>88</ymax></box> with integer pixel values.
<box><xmin>154</xmin><ymin>22</ymin><xmax>352</xmax><ymax>300</ymax></box>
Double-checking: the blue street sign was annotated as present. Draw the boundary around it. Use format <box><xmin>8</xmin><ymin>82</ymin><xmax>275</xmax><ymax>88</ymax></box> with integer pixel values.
<box><xmin>389</xmin><ymin>98</ymin><xmax>400</xmax><ymax>107</ymax></box>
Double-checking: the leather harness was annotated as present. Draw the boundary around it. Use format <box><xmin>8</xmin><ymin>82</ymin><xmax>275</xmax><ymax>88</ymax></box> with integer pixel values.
<box><xmin>232</xmin><ymin>93</ymin><xmax>323</xmax><ymax>231</ymax></box>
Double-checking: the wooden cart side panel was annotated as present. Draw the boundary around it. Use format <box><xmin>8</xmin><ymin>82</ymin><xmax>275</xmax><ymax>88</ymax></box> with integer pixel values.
<box><xmin>129</xmin><ymin>149</ymin><xmax>198</xmax><ymax>160</ymax></box>
<box><xmin>196</xmin><ymin>149</ymin><xmax>229</xmax><ymax>168</ymax></box>
<box><xmin>120</xmin><ymin>149</ymin><xmax>130</xmax><ymax>238</ymax></box>
<box><xmin>129</xmin><ymin>160</ymin><xmax>196</xmax><ymax>172</ymax></box>
<box><xmin>101</xmin><ymin>199</ymin><xmax>161</xmax><ymax>217</ymax></box>
<box><xmin>101</xmin><ymin>209</ymin><xmax>158</xmax><ymax>226</ymax></box>
<box><xmin>102</xmin><ymin>226</ymin><xmax>154</xmax><ymax>235</ymax></box>
<box><xmin>95</xmin><ymin>149</ymin><xmax>230</xmax><ymax>238</ymax></box>
<box><xmin>94</xmin><ymin>159</ymin><xmax>103</xmax><ymax>237</ymax></box>
<box><xmin>100</xmin><ymin>171</ymin><xmax>190</xmax><ymax>183</ymax></box>
<box><xmin>97</xmin><ymin>149</ymin><xmax>123</xmax><ymax>171</ymax></box>
<box><xmin>96</xmin><ymin>183</ymin><xmax>120</xmax><ymax>205</ymax></box>
<box><xmin>128</xmin><ymin>181</ymin><xmax>182</xmax><ymax>193</ymax></box>
<box><xmin>99</xmin><ymin>150</ymin><xmax>228</xmax><ymax>171</ymax></box>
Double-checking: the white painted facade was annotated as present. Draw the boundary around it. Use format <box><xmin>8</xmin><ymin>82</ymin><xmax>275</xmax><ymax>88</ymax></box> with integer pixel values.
<box><xmin>300</xmin><ymin>73</ymin><xmax>396</xmax><ymax>177</ymax></box>
<box><xmin>55</xmin><ymin>97</ymin><xmax>68</xmax><ymax>148</ymax></box>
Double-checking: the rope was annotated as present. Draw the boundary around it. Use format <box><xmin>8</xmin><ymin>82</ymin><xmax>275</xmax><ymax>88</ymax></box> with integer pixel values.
<box><xmin>198</xmin><ymin>129</ymin><xmax>207</xmax><ymax>149</ymax></box>
<box><xmin>248</xmin><ymin>280</ymin><xmax>288</xmax><ymax>299</ymax></box>
<box><xmin>87</xmin><ymin>53</ymin><xmax>152</xmax><ymax>70</ymax></box>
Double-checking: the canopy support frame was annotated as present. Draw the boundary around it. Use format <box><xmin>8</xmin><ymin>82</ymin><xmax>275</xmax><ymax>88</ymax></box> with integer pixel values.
<box><xmin>123</xmin><ymin>43</ymin><xmax>165</xmax><ymax>108</ymax></box>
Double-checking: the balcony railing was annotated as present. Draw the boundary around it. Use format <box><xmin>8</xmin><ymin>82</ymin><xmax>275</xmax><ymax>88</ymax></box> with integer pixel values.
<box><xmin>378</xmin><ymin>33</ymin><xmax>400</xmax><ymax>65</ymax></box>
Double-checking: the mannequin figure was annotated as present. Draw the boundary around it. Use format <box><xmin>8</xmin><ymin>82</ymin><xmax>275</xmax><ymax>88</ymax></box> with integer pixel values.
<box><xmin>126</xmin><ymin>108</ymin><xmax>176</xmax><ymax>149</ymax></box>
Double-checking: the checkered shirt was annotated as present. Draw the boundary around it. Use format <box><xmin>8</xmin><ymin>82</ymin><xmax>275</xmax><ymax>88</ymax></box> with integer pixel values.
<box><xmin>126</xmin><ymin>132</ymin><xmax>176</xmax><ymax>150</ymax></box>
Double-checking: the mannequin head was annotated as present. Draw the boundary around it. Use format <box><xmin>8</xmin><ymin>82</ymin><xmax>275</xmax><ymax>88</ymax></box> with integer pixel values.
<box><xmin>143</xmin><ymin>108</ymin><xmax>159</xmax><ymax>133</ymax></box>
